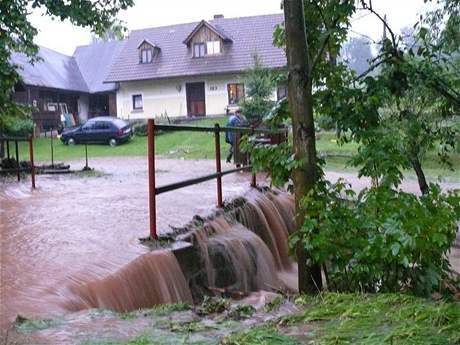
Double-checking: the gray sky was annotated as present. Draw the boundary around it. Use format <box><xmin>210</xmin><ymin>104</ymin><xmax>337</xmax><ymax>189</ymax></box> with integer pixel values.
<box><xmin>29</xmin><ymin>0</ymin><xmax>430</xmax><ymax>56</ymax></box>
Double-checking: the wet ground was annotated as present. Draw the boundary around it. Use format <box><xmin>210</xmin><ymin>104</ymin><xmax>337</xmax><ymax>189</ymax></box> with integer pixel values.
<box><xmin>0</xmin><ymin>157</ymin><xmax>259</xmax><ymax>330</ymax></box>
<box><xmin>1</xmin><ymin>156</ymin><xmax>459</xmax><ymax>336</ymax></box>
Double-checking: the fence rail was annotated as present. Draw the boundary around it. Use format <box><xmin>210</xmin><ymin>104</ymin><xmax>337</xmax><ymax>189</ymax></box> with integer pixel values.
<box><xmin>0</xmin><ymin>135</ymin><xmax>36</xmax><ymax>188</ymax></box>
<box><xmin>147</xmin><ymin>120</ymin><xmax>285</xmax><ymax>239</ymax></box>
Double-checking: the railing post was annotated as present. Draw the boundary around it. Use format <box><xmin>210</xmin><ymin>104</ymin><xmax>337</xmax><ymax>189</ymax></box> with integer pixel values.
<box><xmin>214</xmin><ymin>123</ymin><xmax>223</xmax><ymax>208</ymax></box>
<box><xmin>148</xmin><ymin>119</ymin><xmax>157</xmax><ymax>239</ymax></box>
<box><xmin>6</xmin><ymin>140</ymin><xmax>10</xmax><ymax>159</ymax></box>
<box><xmin>29</xmin><ymin>135</ymin><xmax>36</xmax><ymax>189</ymax></box>
<box><xmin>15</xmin><ymin>140</ymin><xmax>20</xmax><ymax>182</ymax></box>
<box><xmin>50</xmin><ymin>128</ymin><xmax>54</xmax><ymax>168</ymax></box>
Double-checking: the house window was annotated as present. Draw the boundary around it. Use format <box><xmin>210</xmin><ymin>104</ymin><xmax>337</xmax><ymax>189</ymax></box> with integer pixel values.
<box><xmin>140</xmin><ymin>48</ymin><xmax>153</xmax><ymax>63</ymax></box>
<box><xmin>132</xmin><ymin>94</ymin><xmax>143</xmax><ymax>110</ymax></box>
<box><xmin>277</xmin><ymin>84</ymin><xmax>288</xmax><ymax>100</ymax></box>
<box><xmin>206</xmin><ymin>41</ymin><xmax>221</xmax><ymax>55</ymax></box>
<box><xmin>193</xmin><ymin>43</ymin><xmax>206</xmax><ymax>58</ymax></box>
<box><xmin>227</xmin><ymin>83</ymin><xmax>244</xmax><ymax>105</ymax></box>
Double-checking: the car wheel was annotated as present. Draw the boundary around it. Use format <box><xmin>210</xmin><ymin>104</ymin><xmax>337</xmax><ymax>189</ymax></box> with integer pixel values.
<box><xmin>109</xmin><ymin>138</ymin><xmax>118</xmax><ymax>147</ymax></box>
<box><xmin>68</xmin><ymin>138</ymin><xmax>76</xmax><ymax>145</ymax></box>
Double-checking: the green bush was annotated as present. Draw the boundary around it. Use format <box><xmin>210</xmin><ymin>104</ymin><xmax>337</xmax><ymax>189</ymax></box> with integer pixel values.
<box><xmin>290</xmin><ymin>180</ymin><xmax>460</xmax><ymax>296</ymax></box>
<box><xmin>5</xmin><ymin>117</ymin><xmax>33</xmax><ymax>136</ymax></box>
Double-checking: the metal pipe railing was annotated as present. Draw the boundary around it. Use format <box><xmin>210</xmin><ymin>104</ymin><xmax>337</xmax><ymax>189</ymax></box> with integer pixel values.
<box><xmin>0</xmin><ymin>136</ymin><xmax>36</xmax><ymax>189</ymax></box>
<box><xmin>147</xmin><ymin>120</ymin><xmax>282</xmax><ymax>240</ymax></box>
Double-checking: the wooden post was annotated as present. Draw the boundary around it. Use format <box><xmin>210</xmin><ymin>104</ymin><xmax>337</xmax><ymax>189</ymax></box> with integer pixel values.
<box><xmin>85</xmin><ymin>144</ymin><xmax>89</xmax><ymax>170</ymax></box>
<box><xmin>6</xmin><ymin>140</ymin><xmax>10</xmax><ymax>159</ymax></box>
<box><xmin>50</xmin><ymin>129</ymin><xmax>54</xmax><ymax>168</ymax></box>
<box><xmin>214</xmin><ymin>123</ymin><xmax>223</xmax><ymax>208</ymax></box>
<box><xmin>15</xmin><ymin>140</ymin><xmax>20</xmax><ymax>182</ymax></box>
<box><xmin>29</xmin><ymin>136</ymin><xmax>36</xmax><ymax>189</ymax></box>
<box><xmin>147</xmin><ymin>119</ymin><xmax>157</xmax><ymax>239</ymax></box>
<box><xmin>251</xmin><ymin>172</ymin><xmax>256</xmax><ymax>187</ymax></box>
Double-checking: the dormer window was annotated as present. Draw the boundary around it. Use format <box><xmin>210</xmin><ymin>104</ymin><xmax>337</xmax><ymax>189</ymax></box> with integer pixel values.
<box><xmin>184</xmin><ymin>20</ymin><xmax>232</xmax><ymax>58</ymax></box>
<box><xmin>140</xmin><ymin>48</ymin><xmax>153</xmax><ymax>64</ymax></box>
<box><xmin>137</xmin><ymin>39</ymin><xmax>160</xmax><ymax>64</ymax></box>
<box><xmin>193</xmin><ymin>43</ymin><xmax>206</xmax><ymax>58</ymax></box>
<box><xmin>206</xmin><ymin>41</ymin><xmax>221</xmax><ymax>55</ymax></box>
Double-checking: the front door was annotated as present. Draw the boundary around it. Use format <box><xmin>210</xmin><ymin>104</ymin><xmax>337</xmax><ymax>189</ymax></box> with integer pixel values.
<box><xmin>186</xmin><ymin>82</ymin><xmax>206</xmax><ymax>117</ymax></box>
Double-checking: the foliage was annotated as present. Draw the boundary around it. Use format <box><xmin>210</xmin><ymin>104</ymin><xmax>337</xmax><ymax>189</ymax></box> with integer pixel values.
<box><xmin>0</xmin><ymin>0</ymin><xmax>133</xmax><ymax>134</ymax></box>
<box><xmin>290</xmin><ymin>180</ymin><xmax>460</xmax><ymax>295</ymax></box>
<box><xmin>198</xmin><ymin>296</ymin><xmax>230</xmax><ymax>315</ymax></box>
<box><xmin>293</xmin><ymin>293</ymin><xmax>460</xmax><ymax>344</ymax></box>
<box><xmin>238</xmin><ymin>53</ymin><xmax>277</xmax><ymax>122</ymax></box>
<box><xmin>3</xmin><ymin>116</ymin><xmax>34</xmax><ymax>137</ymax></box>
<box><xmin>227</xmin><ymin>304</ymin><xmax>256</xmax><ymax>320</ymax></box>
<box><xmin>221</xmin><ymin>326</ymin><xmax>300</xmax><ymax>345</ymax></box>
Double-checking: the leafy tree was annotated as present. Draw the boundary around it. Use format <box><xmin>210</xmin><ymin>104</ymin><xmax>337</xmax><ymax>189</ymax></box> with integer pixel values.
<box><xmin>238</xmin><ymin>53</ymin><xmax>276</xmax><ymax>123</ymax></box>
<box><xmin>91</xmin><ymin>19</ymin><xmax>128</xmax><ymax>43</ymax></box>
<box><xmin>278</xmin><ymin>0</ymin><xmax>355</xmax><ymax>293</ymax></box>
<box><xmin>246</xmin><ymin>0</ymin><xmax>460</xmax><ymax>294</ymax></box>
<box><xmin>0</xmin><ymin>0</ymin><xmax>134</xmax><ymax>146</ymax></box>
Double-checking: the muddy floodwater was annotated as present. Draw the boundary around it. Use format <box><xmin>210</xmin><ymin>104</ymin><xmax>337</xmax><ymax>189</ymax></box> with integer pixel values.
<box><xmin>0</xmin><ymin>157</ymin><xmax>258</xmax><ymax>329</ymax></box>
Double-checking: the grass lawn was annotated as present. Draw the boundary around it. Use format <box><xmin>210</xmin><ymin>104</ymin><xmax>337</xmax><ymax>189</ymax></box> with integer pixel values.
<box><xmin>16</xmin><ymin>117</ymin><xmax>459</xmax><ymax>180</ymax></box>
<box><xmin>228</xmin><ymin>293</ymin><xmax>460</xmax><ymax>345</ymax></box>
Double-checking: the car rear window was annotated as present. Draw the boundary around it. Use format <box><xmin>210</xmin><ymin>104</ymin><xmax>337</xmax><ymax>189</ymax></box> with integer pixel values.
<box><xmin>112</xmin><ymin>119</ymin><xmax>128</xmax><ymax>128</ymax></box>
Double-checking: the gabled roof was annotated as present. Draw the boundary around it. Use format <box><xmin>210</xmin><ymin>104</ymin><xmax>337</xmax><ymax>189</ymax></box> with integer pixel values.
<box><xmin>11</xmin><ymin>46</ymin><xmax>89</xmax><ymax>93</ymax></box>
<box><xmin>182</xmin><ymin>20</ymin><xmax>233</xmax><ymax>45</ymax></box>
<box><xmin>105</xmin><ymin>13</ymin><xmax>286</xmax><ymax>83</ymax></box>
<box><xmin>137</xmin><ymin>39</ymin><xmax>159</xmax><ymax>49</ymax></box>
<box><xmin>12</xmin><ymin>41</ymin><xmax>123</xmax><ymax>94</ymax></box>
<box><xmin>73</xmin><ymin>40</ymin><xmax>124</xmax><ymax>93</ymax></box>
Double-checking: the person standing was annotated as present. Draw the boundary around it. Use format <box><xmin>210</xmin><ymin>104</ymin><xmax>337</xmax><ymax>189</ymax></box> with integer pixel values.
<box><xmin>225</xmin><ymin>109</ymin><xmax>247</xmax><ymax>163</ymax></box>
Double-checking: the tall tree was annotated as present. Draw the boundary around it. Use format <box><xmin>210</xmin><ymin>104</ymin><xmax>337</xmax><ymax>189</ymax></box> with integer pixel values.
<box><xmin>283</xmin><ymin>0</ymin><xmax>322</xmax><ymax>293</ymax></box>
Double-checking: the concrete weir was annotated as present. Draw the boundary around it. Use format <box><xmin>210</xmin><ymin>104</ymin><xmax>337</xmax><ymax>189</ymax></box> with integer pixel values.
<box><xmin>68</xmin><ymin>188</ymin><xmax>297</xmax><ymax>312</ymax></box>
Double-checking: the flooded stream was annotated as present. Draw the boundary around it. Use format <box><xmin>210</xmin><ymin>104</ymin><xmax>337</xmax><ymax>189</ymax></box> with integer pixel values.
<box><xmin>0</xmin><ymin>157</ymin><xmax>257</xmax><ymax>329</ymax></box>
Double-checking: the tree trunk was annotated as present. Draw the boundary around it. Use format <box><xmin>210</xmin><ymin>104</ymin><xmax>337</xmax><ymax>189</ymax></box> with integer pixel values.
<box><xmin>284</xmin><ymin>0</ymin><xmax>323</xmax><ymax>293</ymax></box>
<box><xmin>411</xmin><ymin>157</ymin><xmax>429</xmax><ymax>195</ymax></box>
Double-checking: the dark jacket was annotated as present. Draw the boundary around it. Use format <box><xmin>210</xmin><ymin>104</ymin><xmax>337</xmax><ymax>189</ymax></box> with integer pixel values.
<box><xmin>225</xmin><ymin>114</ymin><xmax>247</xmax><ymax>144</ymax></box>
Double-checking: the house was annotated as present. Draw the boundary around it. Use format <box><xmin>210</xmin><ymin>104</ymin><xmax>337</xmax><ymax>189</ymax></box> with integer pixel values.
<box><xmin>12</xmin><ymin>13</ymin><xmax>286</xmax><ymax>133</ymax></box>
<box><xmin>105</xmin><ymin>13</ymin><xmax>286</xmax><ymax>119</ymax></box>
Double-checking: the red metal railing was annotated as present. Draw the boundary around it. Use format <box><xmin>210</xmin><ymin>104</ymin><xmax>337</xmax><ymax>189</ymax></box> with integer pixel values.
<box><xmin>147</xmin><ymin>119</ymin><xmax>286</xmax><ymax>239</ymax></box>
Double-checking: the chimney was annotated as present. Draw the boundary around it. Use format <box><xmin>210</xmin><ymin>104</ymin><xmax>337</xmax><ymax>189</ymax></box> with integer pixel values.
<box><xmin>213</xmin><ymin>14</ymin><xmax>224</xmax><ymax>19</ymax></box>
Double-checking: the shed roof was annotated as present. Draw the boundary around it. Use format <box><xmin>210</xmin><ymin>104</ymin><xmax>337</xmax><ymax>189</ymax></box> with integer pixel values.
<box><xmin>73</xmin><ymin>40</ymin><xmax>124</xmax><ymax>93</ymax></box>
<box><xmin>11</xmin><ymin>46</ymin><xmax>89</xmax><ymax>93</ymax></box>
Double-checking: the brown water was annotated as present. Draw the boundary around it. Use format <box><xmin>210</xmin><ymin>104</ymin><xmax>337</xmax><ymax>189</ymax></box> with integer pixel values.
<box><xmin>66</xmin><ymin>250</ymin><xmax>192</xmax><ymax>312</ymax></box>
<box><xmin>0</xmin><ymin>157</ymin><xmax>260</xmax><ymax>329</ymax></box>
<box><xmin>190</xmin><ymin>190</ymin><xmax>298</xmax><ymax>293</ymax></box>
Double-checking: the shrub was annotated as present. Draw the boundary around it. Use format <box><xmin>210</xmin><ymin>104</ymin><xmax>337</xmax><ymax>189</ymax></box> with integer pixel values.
<box><xmin>290</xmin><ymin>180</ymin><xmax>460</xmax><ymax>296</ymax></box>
<box><xmin>4</xmin><ymin>117</ymin><xmax>33</xmax><ymax>136</ymax></box>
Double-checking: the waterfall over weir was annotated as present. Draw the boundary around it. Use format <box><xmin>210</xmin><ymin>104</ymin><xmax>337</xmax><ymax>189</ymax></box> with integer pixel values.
<box><xmin>68</xmin><ymin>189</ymin><xmax>297</xmax><ymax>312</ymax></box>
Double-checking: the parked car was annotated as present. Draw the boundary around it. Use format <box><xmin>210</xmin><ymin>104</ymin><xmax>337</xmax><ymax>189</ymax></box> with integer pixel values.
<box><xmin>61</xmin><ymin>116</ymin><xmax>132</xmax><ymax>147</ymax></box>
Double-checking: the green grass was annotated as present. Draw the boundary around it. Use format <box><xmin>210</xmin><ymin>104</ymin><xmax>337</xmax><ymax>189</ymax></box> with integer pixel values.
<box><xmin>17</xmin><ymin>117</ymin><xmax>228</xmax><ymax>162</ymax></box>
<box><xmin>15</xmin><ymin>118</ymin><xmax>459</xmax><ymax>180</ymax></box>
<box><xmin>289</xmin><ymin>293</ymin><xmax>460</xmax><ymax>345</ymax></box>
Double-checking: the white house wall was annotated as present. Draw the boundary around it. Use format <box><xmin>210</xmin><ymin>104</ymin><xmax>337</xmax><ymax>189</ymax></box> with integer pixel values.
<box><xmin>116</xmin><ymin>73</ymin><xmax>244</xmax><ymax>120</ymax></box>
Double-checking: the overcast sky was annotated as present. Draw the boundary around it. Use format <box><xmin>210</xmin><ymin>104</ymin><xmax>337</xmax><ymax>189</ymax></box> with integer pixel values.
<box><xmin>29</xmin><ymin>0</ymin><xmax>430</xmax><ymax>56</ymax></box>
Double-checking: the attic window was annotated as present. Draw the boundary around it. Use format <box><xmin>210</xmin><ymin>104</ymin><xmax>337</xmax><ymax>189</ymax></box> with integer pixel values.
<box><xmin>206</xmin><ymin>41</ymin><xmax>221</xmax><ymax>55</ymax></box>
<box><xmin>193</xmin><ymin>43</ymin><xmax>206</xmax><ymax>58</ymax></box>
<box><xmin>140</xmin><ymin>48</ymin><xmax>153</xmax><ymax>64</ymax></box>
